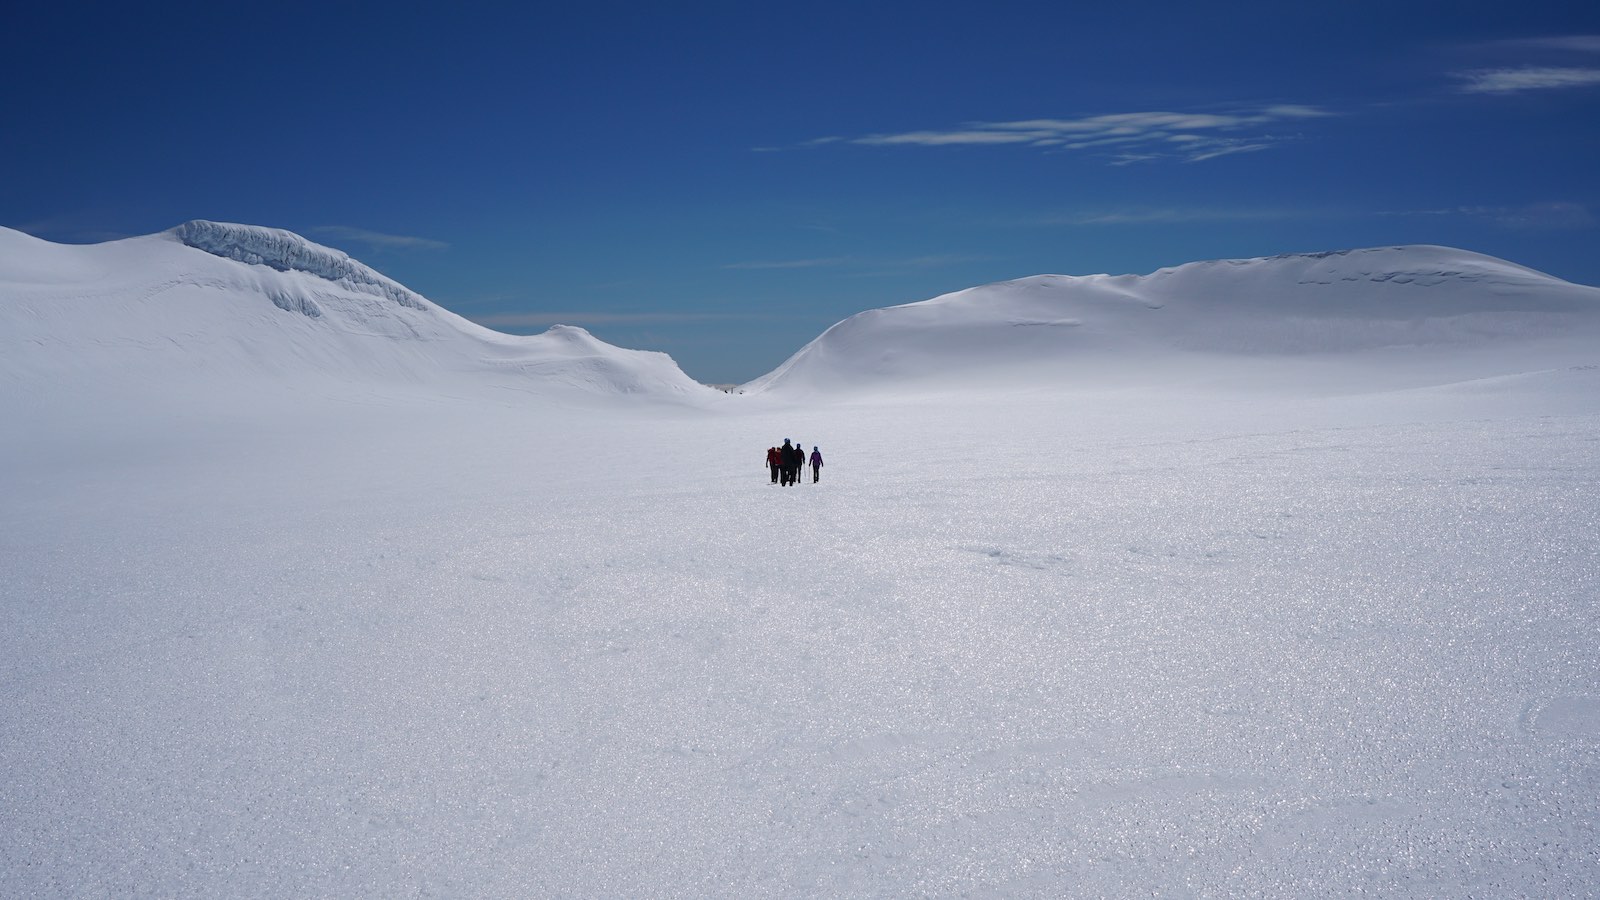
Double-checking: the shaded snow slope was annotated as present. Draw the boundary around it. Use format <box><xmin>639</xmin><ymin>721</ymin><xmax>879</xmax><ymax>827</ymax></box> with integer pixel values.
<box><xmin>745</xmin><ymin>246</ymin><xmax>1600</xmax><ymax>397</ymax></box>
<box><xmin>0</xmin><ymin>222</ymin><xmax>714</xmax><ymax>406</ymax></box>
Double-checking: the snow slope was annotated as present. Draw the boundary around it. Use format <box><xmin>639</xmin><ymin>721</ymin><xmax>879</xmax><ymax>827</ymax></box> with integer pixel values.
<box><xmin>0</xmin><ymin>222</ymin><xmax>715</xmax><ymax>407</ymax></box>
<box><xmin>7</xmin><ymin>227</ymin><xmax>1592</xmax><ymax>407</ymax></box>
<box><xmin>745</xmin><ymin>246</ymin><xmax>1600</xmax><ymax>396</ymax></box>
<box><xmin>3</xmin><ymin>230</ymin><xmax>1599</xmax><ymax>896</ymax></box>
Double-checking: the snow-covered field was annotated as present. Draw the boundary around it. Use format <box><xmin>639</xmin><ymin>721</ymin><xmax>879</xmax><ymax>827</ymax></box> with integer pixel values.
<box><xmin>3</xmin><ymin>224</ymin><xmax>1598</xmax><ymax>896</ymax></box>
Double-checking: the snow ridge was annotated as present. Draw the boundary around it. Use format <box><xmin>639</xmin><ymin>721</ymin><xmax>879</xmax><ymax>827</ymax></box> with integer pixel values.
<box><xmin>173</xmin><ymin>220</ymin><xmax>430</xmax><ymax>313</ymax></box>
<box><xmin>743</xmin><ymin>245</ymin><xmax>1600</xmax><ymax>396</ymax></box>
<box><xmin>0</xmin><ymin>222</ymin><xmax>718</xmax><ymax>404</ymax></box>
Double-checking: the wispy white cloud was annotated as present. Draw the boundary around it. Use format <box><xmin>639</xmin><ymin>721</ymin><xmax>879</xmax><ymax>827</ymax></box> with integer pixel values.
<box><xmin>1448</xmin><ymin>31</ymin><xmax>1600</xmax><ymax>95</ymax></box>
<box><xmin>856</xmin><ymin>129</ymin><xmax>1054</xmax><ymax>146</ymax></box>
<box><xmin>1381</xmin><ymin>202</ymin><xmax>1594</xmax><ymax>229</ymax></box>
<box><xmin>312</xmin><ymin>225</ymin><xmax>449</xmax><ymax>252</ymax></box>
<box><xmin>1107</xmin><ymin>152</ymin><xmax>1165</xmax><ymax>167</ymax></box>
<box><xmin>812</xmin><ymin>104</ymin><xmax>1331</xmax><ymax>164</ymax></box>
<box><xmin>1456</xmin><ymin>66</ymin><xmax>1600</xmax><ymax>94</ymax></box>
<box><xmin>1184</xmin><ymin>141</ymin><xmax>1273</xmax><ymax>163</ymax></box>
<box><xmin>1494</xmin><ymin>202</ymin><xmax>1595</xmax><ymax>229</ymax></box>
<box><xmin>1470</xmin><ymin>35</ymin><xmax>1600</xmax><ymax>55</ymax></box>
<box><xmin>1522</xmin><ymin>35</ymin><xmax>1600</xmax><ymax>53</ymax></box>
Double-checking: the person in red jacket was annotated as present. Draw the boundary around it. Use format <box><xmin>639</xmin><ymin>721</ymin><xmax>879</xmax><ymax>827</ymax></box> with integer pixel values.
<box><xmin>766</xmin><ymin>446</ymin><xmax>781</xmax><ymax>484</ymax></box>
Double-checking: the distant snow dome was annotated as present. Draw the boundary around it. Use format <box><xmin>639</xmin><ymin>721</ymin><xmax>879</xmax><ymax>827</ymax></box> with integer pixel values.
<box><xmin>2</xmin><ymin>222</ymin><xmax>1596</xmax><ymax>407</ymax></box>
<box><xmin>0</xmin><ymin>221</ymin><xmax>717</xmax><ymax>405</ymax></box>
<box><xmin>742</xmin><ymin>245</ymin><xmax>1600</xmax><ymax>397</ymax></box>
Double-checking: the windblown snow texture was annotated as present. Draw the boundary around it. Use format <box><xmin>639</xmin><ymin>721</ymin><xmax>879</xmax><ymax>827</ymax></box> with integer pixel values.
<box><xmin>2</xmin><ymin>225</ymin><xmax>1598</xmax><ymax>897</ymax></box>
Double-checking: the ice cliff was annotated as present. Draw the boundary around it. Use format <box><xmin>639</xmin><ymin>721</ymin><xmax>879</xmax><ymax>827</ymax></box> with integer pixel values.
<box><xmin>173</xmin><ymin>220</ymin><xmax>430</xmax><ymax>312</ymax></box>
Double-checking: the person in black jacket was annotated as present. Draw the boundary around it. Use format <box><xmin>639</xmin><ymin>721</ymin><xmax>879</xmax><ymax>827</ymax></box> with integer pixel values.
<box><xmin>779</xmin><ymin>439</ymin><xmax>796</xmax><ymax>486</ymax></box>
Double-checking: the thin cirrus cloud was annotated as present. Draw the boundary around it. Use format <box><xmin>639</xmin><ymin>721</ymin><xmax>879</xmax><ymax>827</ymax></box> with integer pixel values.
<box><xmin>311</xmin><ymin>225</ymin><xmax>449</xmax><ymax>252</ymax></box>
<box><xmin>807</xmin><ymin>105</ymin><xmax>1333</xmax><ymax>164</ymax></box>
<box><xmin>1455</xmin><ymin>66</ymin><xmax>1600</xmax><ymax>94</ymax></box>
<box><xmin>1489</xmin><ymin>35</ymin><xmax>1600</xmax><ymax>53</ymax></box>
<box><xmin>1455</xmin><ymin>34</ymin><xmax>1600</xmax><ymax>95</ymax></box>
<box><xmin>1382</xmin><ymin>202</ymin><xmax>1595</xmax><ymax>230</ymax></box>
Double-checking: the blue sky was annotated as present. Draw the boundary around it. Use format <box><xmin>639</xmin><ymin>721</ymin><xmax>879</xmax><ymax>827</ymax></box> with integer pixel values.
<box><xmin>4</xmin><ymin>1</ymin><xmax>1598</xmax><ymax>383</ymax></box>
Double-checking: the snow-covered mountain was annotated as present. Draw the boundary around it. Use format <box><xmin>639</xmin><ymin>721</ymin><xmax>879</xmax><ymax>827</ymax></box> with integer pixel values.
<box><xmin>744</xmin><ymin>245</ymin><xmax>1600</xmax><ymax>396</ymax></box>
<box><xmin>5</xmin><ymin>226</ymin><xmax>1596</xmax><ymax>412</ymax></box>
<box><xmin>6</xmin><ymin>226</ymin><xmax>1600</xmax><ymax>896</ymax></box>
<box><xmin>0</xmin><ymin>221</ymin><xmax>714</xmax><ymax>405</ymax></box>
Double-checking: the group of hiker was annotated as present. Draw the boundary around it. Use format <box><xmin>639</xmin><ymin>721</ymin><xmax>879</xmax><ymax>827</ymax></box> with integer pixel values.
<box><xmin>766</xmin><ymin>439</ymin><xmax>822</xmax><ymax>486</ymax></box>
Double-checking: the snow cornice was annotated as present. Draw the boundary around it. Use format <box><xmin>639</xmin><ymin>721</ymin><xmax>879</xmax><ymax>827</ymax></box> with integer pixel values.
<box><xmin>173</xmin><ymin>220</ymin><xmax>430</xmax><ymax>312</ymax></box>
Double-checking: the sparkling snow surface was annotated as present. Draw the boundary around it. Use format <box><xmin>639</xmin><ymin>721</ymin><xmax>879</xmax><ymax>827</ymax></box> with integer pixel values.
<box><xmin>4</xmin><ymin>385</ymin><xmax>1598</xmax><ymax>897</ymax></box>
<box><xmin>2</xmin><ymin>227</ymin><xmax>1598</xmax><ymax>896</ymax></box>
